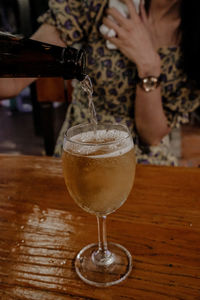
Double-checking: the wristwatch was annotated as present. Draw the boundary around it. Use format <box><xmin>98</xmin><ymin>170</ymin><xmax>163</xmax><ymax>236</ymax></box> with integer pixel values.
<box><xmin>137</xmin><ymin>75</ymin><xmax>161</xmax><ymax>92</ymax></box>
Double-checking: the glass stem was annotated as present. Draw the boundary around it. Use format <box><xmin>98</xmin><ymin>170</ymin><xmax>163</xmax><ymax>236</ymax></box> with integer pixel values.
<box><xmin>92</xmin><ymin>215</ymin><xmax>113</xmax><ymax>266</ymax></box>
<box><xmin>97</xmin><ymin>215</ymin><xmax>108</xmax><ymax>254</ymax></box>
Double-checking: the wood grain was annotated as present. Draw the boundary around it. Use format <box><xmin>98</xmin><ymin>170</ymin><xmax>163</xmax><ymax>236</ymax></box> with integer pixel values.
<box><xmin>0</xmin><ymin>154</ymin><xmax>200</xmax><ymax>299</ymax></box>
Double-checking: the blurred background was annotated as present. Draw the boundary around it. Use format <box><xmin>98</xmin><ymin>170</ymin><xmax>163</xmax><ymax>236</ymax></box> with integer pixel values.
<box><xmin>0</xmin><ymin>0</ymin><xmax>200</xmax><ymax>166</ymax></box>
<box><xmin>0</xmin><ymin>0</ymin><xmax>68</xmax><ymax>156</ymax></box>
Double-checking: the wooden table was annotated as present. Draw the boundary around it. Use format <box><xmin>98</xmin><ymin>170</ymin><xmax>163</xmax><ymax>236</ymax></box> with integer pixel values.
<box><xmin>0</xmin><ymin>154</ymin><xmax>200</xmax><ymax>299</ymax></box>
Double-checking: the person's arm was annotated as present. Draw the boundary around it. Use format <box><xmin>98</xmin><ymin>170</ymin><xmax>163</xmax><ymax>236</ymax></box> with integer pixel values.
<box><xmin>134</xmin><ymin>52</ymin><xmax>170</xmax><ymax>145</ymax></box>
<box><xmin>102</xmin><ymin>0</ymin><xmax>171</xmax><ymax>145</ymax></box>
<box><xmin>0</xmin><ymin>77</ymin><xmax>34</xmax><ymax>100</ymax></box>
<box><xmin>134</xmin><ymin>81</ymin><xmax>170</xmax><ymax>145</ymax></box>
<box><xmin>0</xmin><ymin>24</ymin><xmax>65</xmax><ymax>100</ymax></box>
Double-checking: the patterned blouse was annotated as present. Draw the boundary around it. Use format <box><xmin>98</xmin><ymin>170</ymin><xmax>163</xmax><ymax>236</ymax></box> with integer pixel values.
<box><xmin>38</xmin><ymin>0</ymin><xmax>200</xmax><ymax>166</ymax></box>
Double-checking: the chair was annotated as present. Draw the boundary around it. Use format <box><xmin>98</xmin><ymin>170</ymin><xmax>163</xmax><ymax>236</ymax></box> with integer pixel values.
<box><xmin>36</xmin><ymin>78</ymin><xmax>67</xmax><ymax>156</ymax></box>
<box><xmin>16</xmin><ymin>0</ymin><xmax>69</xmax><ymax>155</ymax></box>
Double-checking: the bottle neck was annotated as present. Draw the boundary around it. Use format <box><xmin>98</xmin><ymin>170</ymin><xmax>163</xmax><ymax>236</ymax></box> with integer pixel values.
<box><xmin>0</xmin><ymin>33</ymin><xmax>86</xmax><ymax>80</ymax></box>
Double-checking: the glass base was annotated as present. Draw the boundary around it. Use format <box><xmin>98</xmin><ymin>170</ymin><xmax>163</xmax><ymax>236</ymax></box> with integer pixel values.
<box><xmin>75</xmin><ymin>242</ymin><xmax>132</xmax><ymax>287</ymax></box>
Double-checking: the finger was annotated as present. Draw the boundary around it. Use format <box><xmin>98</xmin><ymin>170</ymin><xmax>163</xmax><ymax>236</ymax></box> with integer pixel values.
<box><xmin>106</xmin><ymin>7</ymin><xmax>132</xmax><ymax>31</ymax></box>
<box><xmin>140</xmin><ymin>1</ymin><xmax>148</xmax><ymax>24</ymax></box>
<box><xmin>105</xmin><ymin>35</ymin><xmax>121</xmax><ymax>48</ymax></box>
<box><xmin>106</xmin><ymin>7</ymin><xmax>127</xmax><ymax>26</ymax></box>
<box><xmin>122</xmin><ymin>0</ymin><xmax>139</xmax><ymax>20</ymax></box>
<box><xmin>102</xmin><ymin>16</ymin><xmax>124</xmax><ymax>36</ymax></box>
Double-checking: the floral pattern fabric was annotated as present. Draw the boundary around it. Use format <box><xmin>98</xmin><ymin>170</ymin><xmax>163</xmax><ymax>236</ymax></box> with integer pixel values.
<box><xmin>38</xmin><ymin>0</ymin><xmax>200</xmax><ymax>165</ymax></box>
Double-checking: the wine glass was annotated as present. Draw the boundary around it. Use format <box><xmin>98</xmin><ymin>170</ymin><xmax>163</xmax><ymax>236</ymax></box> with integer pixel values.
<box><xmin>62</xmin><ymin>122</ymin><xmax>136</xmax><ymax>287</ymax></box>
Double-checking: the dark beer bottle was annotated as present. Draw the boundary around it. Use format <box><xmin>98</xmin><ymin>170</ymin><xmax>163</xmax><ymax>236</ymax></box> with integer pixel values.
<box><xmin>0</xmin><ymin>32</ymin><xmax>86</xmax><ymax>81</ymax></box>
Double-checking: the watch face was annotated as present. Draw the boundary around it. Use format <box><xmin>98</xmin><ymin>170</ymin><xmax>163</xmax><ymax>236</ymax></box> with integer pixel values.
<box><xmin>142</xmin><ymin>77</ymin><xmax>159</xmax><ymax>92</ymax></box>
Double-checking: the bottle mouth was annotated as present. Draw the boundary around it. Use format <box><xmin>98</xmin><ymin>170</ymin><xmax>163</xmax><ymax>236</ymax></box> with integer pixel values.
<box><xmin>77</xmin><ymin>73</ymin><xmax>86</xmax><ymax>81</ymax></box>
<box><xmin>62</xmin><ymin>47</ymin><xmax>86</xmax><ymax>81</ymax></box>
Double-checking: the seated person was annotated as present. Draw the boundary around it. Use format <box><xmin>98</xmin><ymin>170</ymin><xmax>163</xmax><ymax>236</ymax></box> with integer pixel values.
<box><xmin>0</xmin><ymin>0</ymin><xmax>199</xmax><ymax>165</ymax></box>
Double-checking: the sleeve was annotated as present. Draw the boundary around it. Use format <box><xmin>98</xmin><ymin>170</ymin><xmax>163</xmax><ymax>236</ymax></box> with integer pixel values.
<box><xmin>159</xmin><ymin>47</ymin><xmax>200</xmax><ymax>128</ymax></box>
<box><xmin>37</xmin><ymin>0</ymin><xmax>104</xmax><ymax>46</ymax></box>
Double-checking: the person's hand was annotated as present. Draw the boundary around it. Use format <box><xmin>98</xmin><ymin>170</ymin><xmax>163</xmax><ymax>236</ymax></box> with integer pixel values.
<box><xmin>102</xmin><ymin>0</ymin><xmax>161</xmax><ymax>77</ymax></box>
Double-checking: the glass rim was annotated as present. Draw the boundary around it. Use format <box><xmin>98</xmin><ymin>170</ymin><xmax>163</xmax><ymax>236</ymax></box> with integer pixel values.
<box><xmin>64</xmin><ymin>122</ymin><xmax>133</xmax><ymax>147</ymax></box>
